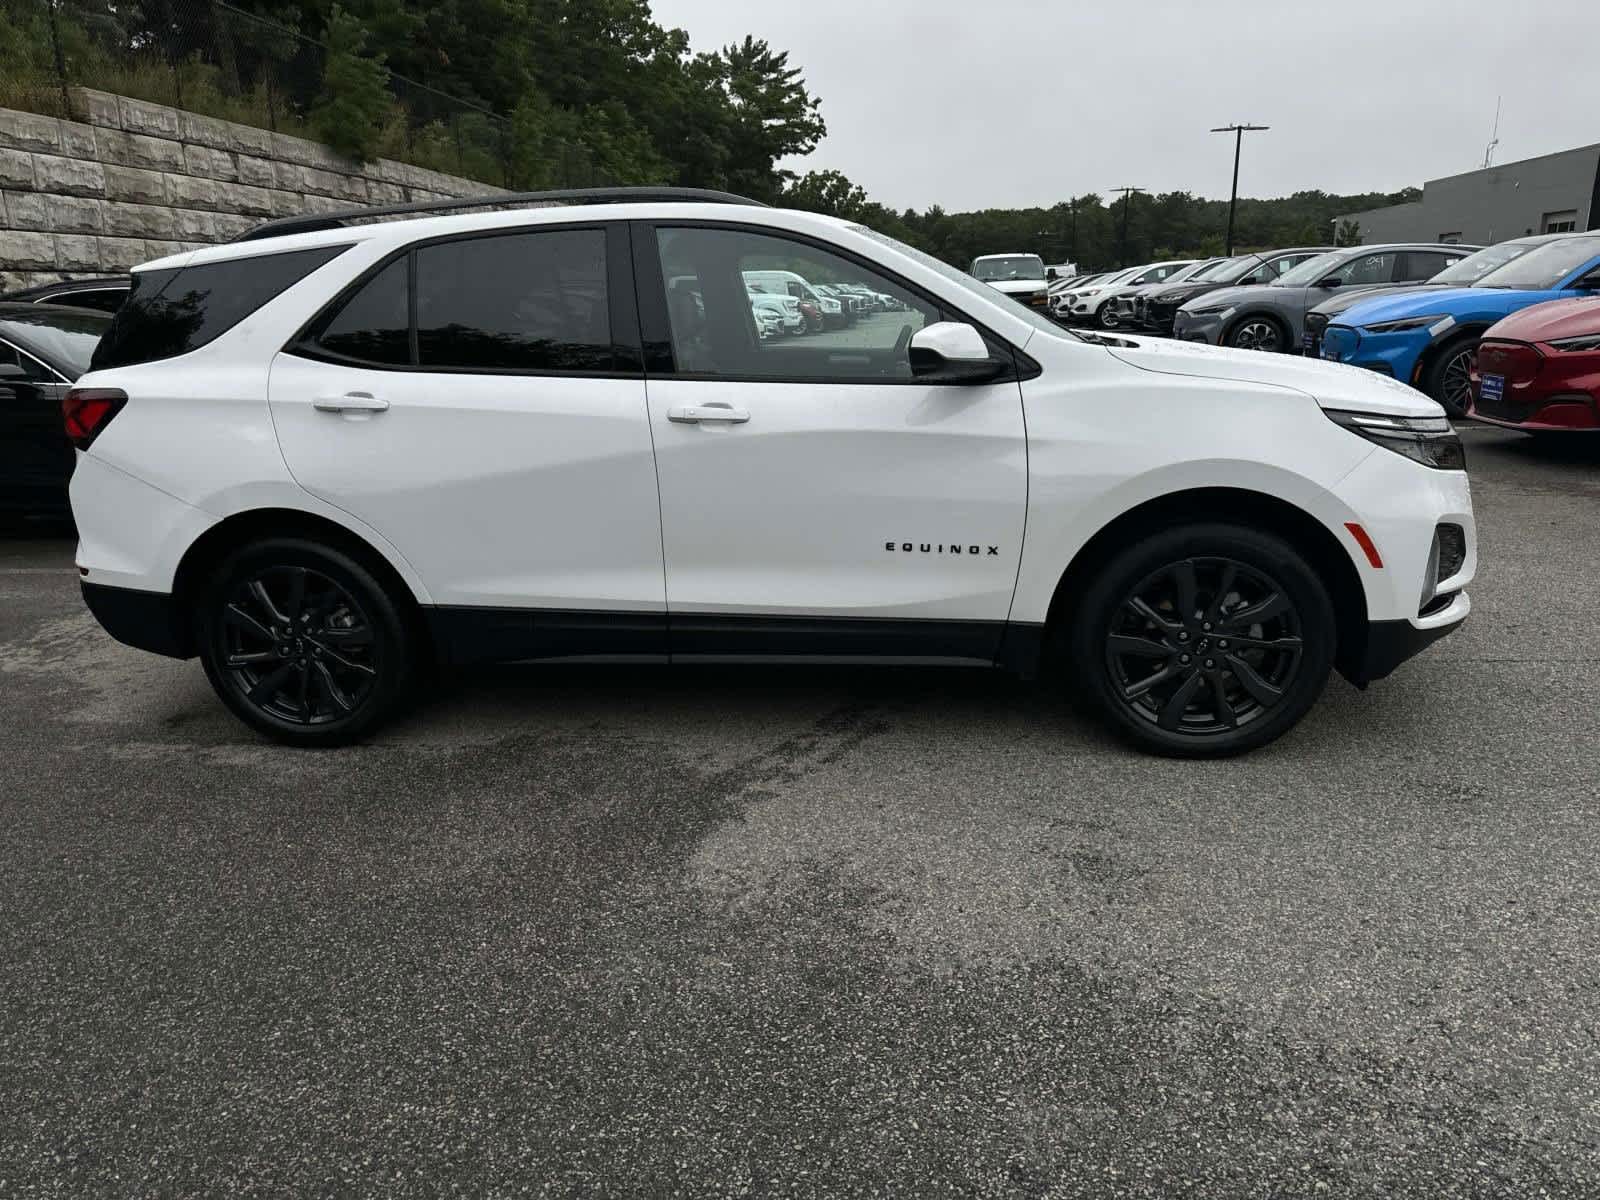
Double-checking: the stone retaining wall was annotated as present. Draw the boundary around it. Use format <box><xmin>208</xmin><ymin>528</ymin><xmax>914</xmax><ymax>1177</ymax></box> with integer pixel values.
<box><xmin>0</xmin><ymin>89</ymin><xmax>505</xmax><ymax>292</ymax></box>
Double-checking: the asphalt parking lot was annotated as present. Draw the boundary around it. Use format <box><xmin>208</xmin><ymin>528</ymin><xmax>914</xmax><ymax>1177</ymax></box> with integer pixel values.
<box><xmin>2</xmin><ymin>425</ymin><xmax>1598</xmax><ymax>1197</ymax></box>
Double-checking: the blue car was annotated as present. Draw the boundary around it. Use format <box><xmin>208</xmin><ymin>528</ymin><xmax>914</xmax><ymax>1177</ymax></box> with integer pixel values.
<box><xmin>1321</xmin><ymin>232</ymin><xmax>1600</xmax><ymax>412</ymax></box>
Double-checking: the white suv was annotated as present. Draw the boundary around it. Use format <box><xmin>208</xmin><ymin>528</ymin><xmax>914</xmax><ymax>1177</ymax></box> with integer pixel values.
<box><xmin>66</xmin><ymin>188</ymin><xmax>1475</xmax><ymax>756</ymax></box>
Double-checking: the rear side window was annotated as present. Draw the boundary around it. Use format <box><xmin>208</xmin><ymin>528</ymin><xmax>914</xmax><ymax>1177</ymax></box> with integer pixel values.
<box><xmin>415</xmin><ymin>230</ymin><xmax>611</xmax><ymax>371</ymax></box>
<box><xmin>297</xmin><ymin>228</ymin><xmax>615</xmax><ymax>373</ymax></box>
<box><xmin>90</xmin><ymin>245</ymin><xmax>347</xmax><ymax>370</ymax></box>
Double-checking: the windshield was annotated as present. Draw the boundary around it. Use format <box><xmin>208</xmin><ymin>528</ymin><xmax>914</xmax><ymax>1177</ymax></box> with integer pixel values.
<box><xmin>972</xmin><ymin>255</ymin><xmax>1046</xmax><ymax>281</ymax></box>
<box><xmin>1475</xmin><ymin>236</ymin><xmax>1600</xmax><ymax>290</ymax></box>
<box><xmin>1183</xmin><ymin>258</ymin><xmax>1231</xmax><ymax>281</ymax></box>
<box><xmin>1203</xmin><ymin>254</ymin><xmax>1268</xmax><ymax>285</ymax></box>
<box><xmin>0</xmin><ymin>309</ymin><xmax>108</xmax><ymax>377</ymax></box>
<box><xmin>859</xmin><ymin>227</ymin><xmax>1072</xmax><ymax>340</ymax></box>
<box><xmin>1275</xmin><ymin>251</ymin><xmax>1347</xmax><ymax>288</ymax></box>
<box><xmin>1159</xmin><ymin>260</ymin><xmax>1215</xmax><ymax>286</ymax></box>
<box><xmin>1432</xmin><ymin>241</ymin><xmax>1537</xmax><ymax>285</ymax></box>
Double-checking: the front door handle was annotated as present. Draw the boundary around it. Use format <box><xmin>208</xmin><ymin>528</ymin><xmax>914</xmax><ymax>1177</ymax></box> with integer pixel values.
<box><xmin>667</xmin><ymin>402</ymin><xmax>750</xmax><ymax>424</ymax></box>
<box><xmin>313</xmin><ymin>391</ymin><xmax>390</xmax><ymax>414</ymax></box>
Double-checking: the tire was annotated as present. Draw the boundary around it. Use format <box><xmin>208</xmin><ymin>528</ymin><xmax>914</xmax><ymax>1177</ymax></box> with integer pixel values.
<box><xmin>1099</xmin><ymin>304</ymin><xmax>1121</xmax><ymax>328</ymax></box>
<box><xmin>1224</xmin><ymin>314</ymin><xmax>1288</xmax><ymax>353</ymax></box>
<box><xmin>1423</xmin><ymin>334</ymin><xmax>1477</xmax><ymax>415</ymax></box>
<box><xmin>1067</xmin><ymin>523</ymin><xmax>1336</xmax><ymax>757</ymax></box>
<box><xmin>195</xmin><ymin>537</ymin><xmax>415</xmax><ymax>747</ymax></box>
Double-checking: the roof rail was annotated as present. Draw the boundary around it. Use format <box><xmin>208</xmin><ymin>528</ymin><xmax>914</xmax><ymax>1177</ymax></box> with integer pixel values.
<box><xmin>232</xmin><ymin>186</ymin><xmax>767</xmax><ymax>243</ymax></box>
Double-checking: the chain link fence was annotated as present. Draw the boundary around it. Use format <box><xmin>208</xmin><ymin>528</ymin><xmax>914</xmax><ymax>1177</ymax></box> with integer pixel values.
<box><xmin>3</xmin><ymin>0</ymin><xmax>611</xmax><ymax>189</ymax></box>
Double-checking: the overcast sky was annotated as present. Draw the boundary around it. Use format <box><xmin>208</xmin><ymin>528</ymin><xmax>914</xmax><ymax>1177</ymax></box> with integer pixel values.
<box><xmin>650</xmin><ymin>0</ymin><xmax>1600</xmax><ymax>212</ymax></box>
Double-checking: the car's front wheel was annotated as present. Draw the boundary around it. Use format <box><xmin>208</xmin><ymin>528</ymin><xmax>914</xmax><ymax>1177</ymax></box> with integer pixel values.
<box><xmin>1068</xmin><ymin>524</ymin><xmax>1336</xmax><ymax>757</ymax></box>
<box><xmin>196</xmin><ymin>537</ymin><xmax>414</xmax><ymax>746</ymax></box>
<box><xmin>1425</xmin><ymin>334</ymin><xmax>1477</xmax><ymax>415</ymax></box>
<box><xmin>1225</xmin><ymin>315</ymin><xmax>1287</xmax><ymax>352</ymax></box>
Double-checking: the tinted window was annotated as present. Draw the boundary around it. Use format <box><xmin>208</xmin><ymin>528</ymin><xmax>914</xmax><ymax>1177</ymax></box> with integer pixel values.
<box><xmin>656</xmin><ymin>227</ymin><xmax>940</xmax><ymax>380</ymax></box>
<box><xmin>1397</xmin><ymin>251</ymin><xmax>1456</xmax><ymax>281</ymax></box>
<box><xmin>311</xmin><ymin>258</ymin><xmax>410</xmax><ymax>366</ymax></box>
<box><xmin>91</xmin><ymin>245</ymin><xmax>347</xmax><ymax>370</ymax></box>
<box><xmin>42</xmin><ymin>288</ymin><xmax>127</xmax><ymax>314</ymax></box>
<box><xmin>0</xmin><ymin>338</ymin><xmax>57</xmax><ymax>383</ymax></box>
<box><xmin>415</xmin><ymin>230</ymin><xmax>611</xmax><ymax>372</ymax></box>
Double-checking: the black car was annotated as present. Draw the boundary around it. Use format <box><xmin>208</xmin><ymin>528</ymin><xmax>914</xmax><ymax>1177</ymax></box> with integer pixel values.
<box><xmin>0</xmin><ymin>303</ymin><xmax>110</xmax><ymax>523</ymax></box>
<box><xmin>0</xmin><ymin>275</ymin><xmax>130</xmax><ymax>314</ymax></box>
<box><xmin>1137</xmin><ymin>247</ymin><xmax>1330</xmax><ymax>336</ymax></box>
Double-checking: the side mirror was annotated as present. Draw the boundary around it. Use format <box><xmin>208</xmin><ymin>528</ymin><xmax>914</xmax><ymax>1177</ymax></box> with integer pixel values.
<box><xmin>909</xmin><ymin>322</ymin><xmax>1003</xmax><ymax>383</ymax></box>
<box><xmin>1046</xmin><ymin>268</ymin><xmax>1058</xmax><ymax>280</ymax></box>
<box><xmin>1316</xmin><ymin>275</ymin><xmax>1342</xmax><ymax>288</ymax></box>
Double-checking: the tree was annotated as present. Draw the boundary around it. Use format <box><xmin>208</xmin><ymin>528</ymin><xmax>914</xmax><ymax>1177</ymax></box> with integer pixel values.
<box><xmin>309</xmin><ymin>4</ymin><xmax>391</xmax><ymax>162</ymax></box>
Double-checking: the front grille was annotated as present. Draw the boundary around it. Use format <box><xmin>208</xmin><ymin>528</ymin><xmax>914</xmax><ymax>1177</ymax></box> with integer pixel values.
<box><xmin>1471</xmin><ymin>390</ymin><xmax>1523</xmax><ymax>422</ymax></box>
<box><xmin>1436</xmin><ymin>524</ymin><xmax>1466</xmax><ymax>582</ymax></box>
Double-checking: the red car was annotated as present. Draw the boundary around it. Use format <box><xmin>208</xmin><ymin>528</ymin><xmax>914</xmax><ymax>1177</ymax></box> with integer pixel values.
<box><xmin>1468</xmin><ymin>297</ymin><xmax>1600</xmax><ymax>433</ymax></box>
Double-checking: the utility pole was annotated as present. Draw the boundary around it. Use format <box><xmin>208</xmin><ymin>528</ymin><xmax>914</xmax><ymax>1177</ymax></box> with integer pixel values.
<box><xmin>1110</xmin><ymin>187</ymin><xmax>1142</xmax><ymax>266</ymax></box>
<box><xmin>1210</xmin><ymin>123</ymin><xmax>1269</xmax><ymax>255</ymax></box>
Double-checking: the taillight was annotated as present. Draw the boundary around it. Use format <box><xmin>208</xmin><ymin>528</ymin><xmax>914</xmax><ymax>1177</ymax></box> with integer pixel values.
<box><xmin>62</xmin><ymin>387</ymin><xmax>127</xmax><ymax>449</ymax></box>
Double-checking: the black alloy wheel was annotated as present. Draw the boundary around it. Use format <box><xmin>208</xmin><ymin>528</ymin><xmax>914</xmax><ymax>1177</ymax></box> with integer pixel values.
<box><xmin>1429</xmin><ymin>338</ymin><xmax>1477</xmax><ymax>415</ymax></box>
<box><xmin>1228</xmin><ymin>317</ymin><xmax>1284</xmax><ymax>352</ymax></box>
<box><xmin>1070</xmin><ymin>524</ymin><xmax>1335</xmax><ymax>756</ymax></box>
<box><xmin>1105</xmin><ymin>557</ymin><xmax>1302</xmax><ymax>736</ymax></box>
<box><xmin>198</xmin><ymin>538</ymin><xmax>412</xmax><ymax>745</ymax></box>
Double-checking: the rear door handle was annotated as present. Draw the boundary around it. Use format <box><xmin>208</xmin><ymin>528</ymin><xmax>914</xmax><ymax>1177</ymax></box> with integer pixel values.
<box><xmin>313</xmin><ymin>391</ymin><xmax>389</xmax><ymax>414</ymax></box>
<box><xmin>667</xmin><ymin>403</ymin><xmax>750</xmax><ymax>424</ymax></box>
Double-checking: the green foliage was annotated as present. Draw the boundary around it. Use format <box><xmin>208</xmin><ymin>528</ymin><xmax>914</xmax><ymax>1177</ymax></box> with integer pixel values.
<box><xmin>309</xmin><ymin>5</ymin><xmax>390</xmax><ymax>162</ymax></box>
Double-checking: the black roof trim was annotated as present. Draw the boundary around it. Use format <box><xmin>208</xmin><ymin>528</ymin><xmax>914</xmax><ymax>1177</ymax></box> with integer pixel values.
<box><xmin>233</xmin><ymin>187</ymin><xmax>768</xmax><ymax>243</ymax></box>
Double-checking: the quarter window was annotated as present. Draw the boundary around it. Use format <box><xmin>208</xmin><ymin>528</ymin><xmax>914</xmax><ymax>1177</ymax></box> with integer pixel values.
<box><xmin>653</xmin><ymin>227</ymin><xmax>939</xmax><ymax>381</ymax></box>
<box><xmin>415</xmin><ymin>229</ymin><xmax>611</xmax><ymax>372</ymax></box>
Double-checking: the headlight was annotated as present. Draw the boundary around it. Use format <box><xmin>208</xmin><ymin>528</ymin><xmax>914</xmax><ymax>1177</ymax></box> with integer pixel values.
<box><xmin>1324</xmin><ymin>408</ymin><xmax>1466</xmax><ymax>470</ymax></box>
<box><xmin>1187</xmin><ymin>303</ymin><xmax>1231</xmax><ymax>316</ymax></box>
<box><xmin>1079</xmin><ymin>288</ymin><xmax>1100</xmax><ymax>296</ymax></box>
<box><xmin>1361</xmin><ymin>313</ymin><xmax>1448</xmax><ymax>334</ymax></box>
<box><xmin>1549</xmin><ymin>333</ymin><xmax>1600</xmax><ymax>352</ymax></box>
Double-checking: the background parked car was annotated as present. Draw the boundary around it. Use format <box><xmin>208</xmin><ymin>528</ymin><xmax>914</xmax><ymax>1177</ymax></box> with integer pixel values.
<box><xmin>1126</xmin><ymin>258</ymin><xmax>1228</xmax><ymax>329</ymax></box>
<box><xmin>0</xmin><ymin>275</ymin><xmax>130</xmax><ymax>313</ymax></box>
<box><xmin>0</xmin><ymin>302</ymin><xmax>110</xmax><ymax>523</ymax></box>
<box><xmin>1173</xmin><ymin>242</ymin><xmax>1475</xmax><ymax>353</ymax></box>
<box><xmin>1097</xmin><ymin>260</ymin><xmax>1197</xmax><ymax>328</ymax></box>
<box><xmin>1061</xmin><ymin>261</ymin><xmax>1197</xmax><ymax>326</ymax></box>
<box><xmin>1137</xmin><ymin>247</ymin><xmax>1330</xmax><ymax>336</ymax></box>
<box><xmin>1054</xmin><ymin>266</ymin><xmax>1141</xmax><ymax>322</ymax></box>
<box><xmin>1467</xmin><ymin>297</ymin><xmax>1600</xmax><ymax>434</ymax></box>
<box><xmin>970</xmin><ymin>253</ymin><xmax>1052</xmax><ymax>312</ymax></box>
<box><xmin>1321</xmin><ymin>232</ymin><xmax>1600</xmax><ymax>412</ymax></box>
<box><xmin>1302</xmin><ymin>235</ymin><xmax>1562</xmax><ymax>357</ymax></box>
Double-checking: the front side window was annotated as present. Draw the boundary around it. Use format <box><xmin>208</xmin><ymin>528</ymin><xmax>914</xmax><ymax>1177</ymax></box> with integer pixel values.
<box><xmin>92</xmin><ymin>245</ymin><xmax>347</xmax><ymax>371</ymax></box>
<box><xmin>655</xmin><ymin>227</ymin><xmax>940</xmax><ymax>380</ymax></box>
<box><xmin>1333</xmin><ymin>252</ymin><xmax>1397</xmax><ymax>285</ymax></box>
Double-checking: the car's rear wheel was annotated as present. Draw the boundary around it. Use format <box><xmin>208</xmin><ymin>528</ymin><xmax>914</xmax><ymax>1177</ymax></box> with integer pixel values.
<box><xmin>1068</xmin><ymin>524</ymin><xmax>1336</xmax><ymax>757</ymax></box>
<box><xmin>196</xmin><ymin>537</ymin><xmax>414</xmax><ymax>746</ymax></box>
<box><xmin>1226</xmin><ymin>315</ymin><xmax>1287</xmax><ymax>352</ymax></box>
<box><xmin>1425</xmin><ymin>334</ymin><xmax>1477</xmax><ymax>414</ymax></box>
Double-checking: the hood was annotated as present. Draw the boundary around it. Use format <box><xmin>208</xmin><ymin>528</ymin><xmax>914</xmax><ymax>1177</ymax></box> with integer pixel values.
<box><xmin>1147</xmin><ymin>278</ymin><xmax>1229</xmax><ymax>305</ymax></box>
<box><xmin>1481</xmin><ymin>296</ymin><xmax>1600</xmax><ymax>343</ymax></box>
<box><xmin>1333</xmin><ymin>285</ymin><xmax>1571</xmax><ymax>328</ymax></box>
<box><xmin>1179</xmin><ymin>282</ymin><xmax>1283</xmax><ymax>312</ymax></box>
<box><xmin>985</xmin><ymin>278</ymin><xmax>1048</xmax><ymax>296</ymax></box>
<box><xmin>1097</xmin><ymin>332</ymin><xmax>1443</xmax><ymax>418</ymax></box>
<box><xmin>1310</xmin><ymin>282</ymin><xmax>1439</xmax><ymax>319</ymax></box>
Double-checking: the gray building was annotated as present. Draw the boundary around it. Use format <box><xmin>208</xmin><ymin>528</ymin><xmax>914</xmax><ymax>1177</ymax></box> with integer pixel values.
<box><xmin>1338</xmin><ymin>143</ymin><xmax>1600</xmax><ymax>246</ymax></box>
